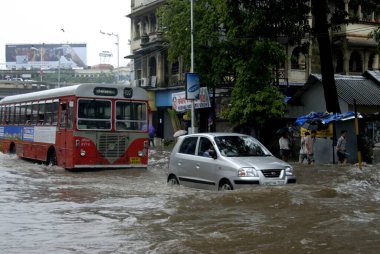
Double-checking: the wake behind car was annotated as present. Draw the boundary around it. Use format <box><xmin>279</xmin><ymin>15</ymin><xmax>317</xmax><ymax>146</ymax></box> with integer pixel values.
<box><xmin>167</xmin><ymin>133</ymin><xmax>296</xmax><ymax>191</ymax></box>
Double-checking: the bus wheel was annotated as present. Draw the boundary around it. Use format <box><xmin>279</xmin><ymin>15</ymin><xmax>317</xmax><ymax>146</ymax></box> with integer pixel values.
<box><xmin>9</xmin><ymin>143</ymin><xmax>16</xmax><ymax>154</ymax></box>
<box><xmin>47</xmin><ymin>150</ymin><xmax>57</xmax><ymax>166</ymax></box>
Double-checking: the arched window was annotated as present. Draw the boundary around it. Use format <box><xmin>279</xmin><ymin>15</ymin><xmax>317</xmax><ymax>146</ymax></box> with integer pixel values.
<box><xmin>349</xmin><ymin>51</ymin><xmax>362</xmax><ymax>73</ymax></box>
<box><xmin>335</xmin><ymin>50</ymin><xmax>344</xmax><ymax>73</ymax></box>
<box><xmin>171</xmin><ymin>61</ymin><xmax>179</xmax><ymax>75</ymax></box>
<box><xmin>368</xmin><ymin>53</ymin><xmax>376</xmax><ymax>70</ymax></box>
<box><xmin>291</xmin><ymin>47</ymin><xmax>306</xmax><ymax>70</ymax></box>
<box><xmin>149</xmin><ymin>56</ymin><xmax>157</xmax><ymax>77</ymax></box>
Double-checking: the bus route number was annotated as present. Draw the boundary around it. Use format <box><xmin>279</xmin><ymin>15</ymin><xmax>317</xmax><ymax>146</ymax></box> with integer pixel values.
<box><xmin>124</xmin><ymin>88</ymin><xmax>133</xmax><ymax>98</ymax></box>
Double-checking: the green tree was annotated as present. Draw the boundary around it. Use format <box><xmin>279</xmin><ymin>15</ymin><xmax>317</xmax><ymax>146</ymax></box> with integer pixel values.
<box><xmin>371</xmin><ymin>27</ymin><xmax>380</xmax><ymax>53</ymax></box>
<box><xmin>159</xmin><ymin>0</ymin><xmax>311</xmax><ymax>131</ymax></box>
<box><xmin>219</xmin><ymin>0</ymin><xmax>310</xmax><ymax>130</ymax></box>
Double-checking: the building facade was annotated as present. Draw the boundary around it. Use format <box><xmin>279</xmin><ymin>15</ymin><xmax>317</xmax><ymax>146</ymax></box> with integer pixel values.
<box><xmin>127</xmin><ymin>0</ymin><xmax>380</xmax><ymax>139</ymax></box>
<box><xmin>127</xmin><ymin>0</ymin><xmax>187</xmax><ymax>140</ymax></box>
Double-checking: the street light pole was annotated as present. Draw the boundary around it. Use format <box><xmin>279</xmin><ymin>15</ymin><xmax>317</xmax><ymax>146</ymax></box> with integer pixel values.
<box><xmin>190</xmin><ymin>0</ymin><xmax>195</xmax><ymax>134</ymax></box>
<box><xmin>100</xmin><ymin>30</ymin><xmax>120</xmax><ymax>68</ymax></box>
<box><xmin>58</xmin><ymin>55</ymin><xmax>61</xmax><ymax>87</ymax></box>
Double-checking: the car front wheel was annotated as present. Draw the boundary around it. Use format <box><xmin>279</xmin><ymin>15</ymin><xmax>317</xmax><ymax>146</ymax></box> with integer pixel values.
<box><xmin>167</xmin><ymin>175</ymin><xmax>179</xmax><ymax>185</ymax></box>
<box><xmin>218</xmin><ymin>180</ymin><xmax>233</xmax><ymax>191</ymax></box>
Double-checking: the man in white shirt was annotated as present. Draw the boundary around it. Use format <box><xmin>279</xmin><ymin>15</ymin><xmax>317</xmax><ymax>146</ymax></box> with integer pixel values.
<box><xmin>279</xmin><ymin>132</ymin><xmax>291</xmax><ymax>162</ymax></box>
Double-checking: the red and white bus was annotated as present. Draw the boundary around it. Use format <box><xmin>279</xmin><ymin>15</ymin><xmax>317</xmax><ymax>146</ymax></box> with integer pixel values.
<box><xmin>0</xmin><ymin>83</ymin><xmax>150</xmax><ymax>170</ymax></box>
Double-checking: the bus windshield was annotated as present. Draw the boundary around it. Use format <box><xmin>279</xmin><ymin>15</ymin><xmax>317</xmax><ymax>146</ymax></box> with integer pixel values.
<box><xmin>115</xmin><ymin>101</ymin><xmax>147</xmax><ymax>131</ymax></box>
<box><xmin>77</xmin><ymin>99</ymin><xmax>111</xmax><ymax>130</ymax></box>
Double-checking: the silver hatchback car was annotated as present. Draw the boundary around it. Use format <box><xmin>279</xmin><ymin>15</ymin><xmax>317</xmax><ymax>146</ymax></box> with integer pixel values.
<box><xmin>168</xmin><ymin>133</ymin><xmax>296</xmax><ymax>190</ymax></box>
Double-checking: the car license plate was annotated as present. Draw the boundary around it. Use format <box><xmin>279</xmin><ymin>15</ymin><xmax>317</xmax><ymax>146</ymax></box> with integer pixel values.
<box><xmin>264</xmin><ymin>180</ymin><xmax>284</xmax><ymax>185</ymax></box>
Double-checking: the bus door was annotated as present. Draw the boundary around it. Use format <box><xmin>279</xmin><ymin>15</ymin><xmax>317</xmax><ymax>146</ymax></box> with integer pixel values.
<box><xmin>56</xmin><ymin>100</ymin><xmax>74</xmax><ymax>168</ymax></box>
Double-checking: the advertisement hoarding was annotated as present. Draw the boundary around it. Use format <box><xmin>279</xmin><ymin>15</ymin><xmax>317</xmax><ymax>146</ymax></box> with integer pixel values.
<box><xmin>5</xmin><ymin>43</ymin><xmax>87</xmax><ymax>69</ymax></box>
<box><xmin>172</xmin><ymin>87</ymin><xmax>210</xmax><ymax>112</ymax></box>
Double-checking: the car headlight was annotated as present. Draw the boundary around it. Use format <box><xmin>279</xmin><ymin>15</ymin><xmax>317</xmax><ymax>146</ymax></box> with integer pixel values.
<box><xmin>285</xmin><ymin>166</ymin><xmax>294</xmax><ymax>176</ymax></box>
<box><xmin>238</xmin><ymin>168</ymin><xmax>258</xmax><ymax>177</ymax></box>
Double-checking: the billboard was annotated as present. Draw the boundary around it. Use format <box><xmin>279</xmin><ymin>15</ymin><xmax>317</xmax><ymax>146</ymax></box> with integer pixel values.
<box><xmin>172</xmin><ymin>87</ymin><xmax>211</xmax><ymax>112</ymax></box>
<box><xmin>5</xmin><ymin>43</ymin><xmax>87</xmax><ymax>69</ymax></box>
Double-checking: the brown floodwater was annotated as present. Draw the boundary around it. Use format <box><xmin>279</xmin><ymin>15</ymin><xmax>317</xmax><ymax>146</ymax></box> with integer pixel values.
<box><xmin>0</xmin><ymin>149</ymin><xmax>379</xmax><ymax>254</ymax></box>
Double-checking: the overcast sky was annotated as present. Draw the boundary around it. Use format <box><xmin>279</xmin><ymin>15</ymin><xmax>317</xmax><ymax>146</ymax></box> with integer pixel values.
<box><xmin>0</xmin><ymin>0</ymin><xmax>131</xmax><ymax>68</ymax></box>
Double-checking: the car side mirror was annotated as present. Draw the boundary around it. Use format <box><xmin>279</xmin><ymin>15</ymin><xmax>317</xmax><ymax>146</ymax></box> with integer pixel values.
<box><xmin>209</xmin><ymin>149</ymin><xmax>217</xmax><ymax>159</ymax></box>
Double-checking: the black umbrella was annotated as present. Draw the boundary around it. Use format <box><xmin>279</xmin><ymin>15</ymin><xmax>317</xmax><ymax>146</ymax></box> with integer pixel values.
<box><xmin>276</xmin><ymin>127</ymin><xmax>290</xmax><ymax>136</ymax></box>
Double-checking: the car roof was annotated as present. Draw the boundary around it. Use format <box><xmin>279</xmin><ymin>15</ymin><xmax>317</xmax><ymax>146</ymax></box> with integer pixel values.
<box><xmin>178</xmin><ymin>132</ymin><xmax>250</xmax><ymax>140</ymax></box>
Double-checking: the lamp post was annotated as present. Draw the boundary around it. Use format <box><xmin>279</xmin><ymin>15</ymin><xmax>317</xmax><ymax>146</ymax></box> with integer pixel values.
<box><xmin>100</xmin><ymin>30</ymin><xmax>120</xmax><ymax>68</ymax></box>
<box><xmin>58</xmin><ymin>53</ymin><xmax>61</xmax><ymax>87</ymax></box>
<box><xmin>31</xmin><ymin>45</ymin><xmax>43</xmax><ymax>82</ymax></box>
<box><xmin>190</xmin><ymin>0</ymin><xmax>195</xmax><ymax>134</ymax></box>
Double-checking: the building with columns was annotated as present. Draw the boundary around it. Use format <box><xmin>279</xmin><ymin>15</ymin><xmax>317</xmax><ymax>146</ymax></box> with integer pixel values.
<box><xmin>330</xmin><ymin>0</ymin><xmax>379</xmax><ymax>75</ymax></box>
<box><xmin>126</xmin><ymin>0</ymin><xmax>187</xmax><ymax>140</ymax></box>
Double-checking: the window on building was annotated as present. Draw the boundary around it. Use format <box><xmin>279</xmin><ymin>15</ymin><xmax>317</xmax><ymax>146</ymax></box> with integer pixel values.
<box><xmin>335</xmin><ymin>50</ymin><xmax>344</xmax><ymax>73</ymax></box>
<box><xmin>349</xmin><ymin>51</ymin><xmax>362</xmax><ymax>73</ymax></box>
<box><xmin>171</xmin><ymin>61</ymin><xmax>179</xmax><ymax>74</ymax></box>
<box><xmin>291</xmin><ymin>47</ymin><xmax>306</xmax><ymax>70</ymax></box>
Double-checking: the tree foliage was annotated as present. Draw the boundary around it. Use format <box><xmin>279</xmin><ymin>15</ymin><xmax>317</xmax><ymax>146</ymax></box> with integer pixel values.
<box><xmin>371</xmin><ymin>27</ymin><xmax>380</xmax><ymax>53</ymax></box>
<box><xmin>158</xmin><ymin>0</ymin><xmax>311</xmax><ymax>129</ymax></box>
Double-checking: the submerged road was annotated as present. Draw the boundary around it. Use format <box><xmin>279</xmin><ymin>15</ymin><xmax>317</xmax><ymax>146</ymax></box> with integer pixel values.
<box><xmin>0</xmin><ymin>148</ymin><xmax>379</xmax><ymax>253</ymax></box>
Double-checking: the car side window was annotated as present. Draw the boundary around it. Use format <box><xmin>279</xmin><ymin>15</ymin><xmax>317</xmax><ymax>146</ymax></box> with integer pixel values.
<box><xmin>198</xmin><ymin>137</ymin><xmax>213</xmax><ymax>157</ymax></box>
<box><xmin>179</xmin><ymin>137</ymin><xmax>198</xmax><ymax>155</ymax></box>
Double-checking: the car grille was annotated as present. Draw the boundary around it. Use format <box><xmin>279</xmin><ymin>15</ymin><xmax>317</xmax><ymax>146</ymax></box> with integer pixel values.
<box><xmin>98</xmin><ymin>134</ymin><xmax>127</xmax><ymax>159</ymax></box>
<box><xmin>261</xmin><ymin>169</ymin><xmax>282</xmax><ymax>178</ymax></box>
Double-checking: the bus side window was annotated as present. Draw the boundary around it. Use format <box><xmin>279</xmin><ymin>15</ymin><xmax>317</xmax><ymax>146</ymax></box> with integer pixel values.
<box><xmin>9</xmin><ymin>105</ymin><xmax>15</xmax><ymax>125</ymax></box>
<box><xmin>45</xmin><ymin>102</ymin><xmax>52</xmax><ymax>125</ymax></box>
<box><xmin>60</xmin><ymin>103</ymin><xmax>67</xmax><ymax>128</ymax></box>
<box><xmin>31</xmin><ymin>103</ymin><xmax>38</xmax><ymax>125</ymax></box>
<box><xmin>25</xmin><ymin>104</ymin><xmax>32</xmax><ymax>124</ymax></box>
<box><xmin>15</xmin><ymin>104</ymin><xmax>20</xmax><ymax>125</ymax></box>
<box><xmin>67</xmin><ymin>101</ymin><xmax>74</xmax><ymax>129</ymax></box>
<box><xmin>38</xmin><ymin>102</ymin><xmax>45</xmax><ymax>125</ymax></box>
<box><xmin>5</xmin><ymin>106</ymin><xmax>9</xmax><ymax>124</ymax></box>
<box><xmin>20</xmin><ymin>104</ymin><xmax>26</xmax><ymax>125</ymax></box>
<box><xmin>52</xmin><ymin>101</ymin><xmax>59</xmax><ymax>126</ymax></box>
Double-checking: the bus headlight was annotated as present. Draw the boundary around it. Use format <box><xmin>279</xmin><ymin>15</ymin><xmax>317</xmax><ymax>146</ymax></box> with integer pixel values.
<box><xmin>138</xmin><ymin>150</ymin><xmax>145</xmax><ymax>157</ymax></box>
<box><xmin>80</xmin><ymin>149</ymin><xmax>86</xmax><ymax>157</ymax></box>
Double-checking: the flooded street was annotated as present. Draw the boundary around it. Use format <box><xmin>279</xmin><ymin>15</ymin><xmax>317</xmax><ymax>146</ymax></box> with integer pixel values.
<box><xmin>1</xmin><ymin>148</ymin><xmax>380</xmax><ymax>254</ymax></box>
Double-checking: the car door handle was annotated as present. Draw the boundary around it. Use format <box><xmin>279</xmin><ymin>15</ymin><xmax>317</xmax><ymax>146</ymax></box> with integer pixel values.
<box><xmin>177</xmin><ymin>159</ymin><xmax>182</xmax><ymax>166</ymax></box>
<box><xmin>195</xmin><ymin>163</ymin><xmax>200</xmax><ymax>169</ymax></box>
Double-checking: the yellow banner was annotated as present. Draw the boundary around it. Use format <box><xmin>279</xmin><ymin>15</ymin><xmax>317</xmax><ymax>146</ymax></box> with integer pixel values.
<box><xmin>148</xmin><ymin>91</ymin><xmax>157</xmax><ymax>111</ymax></box>
<box><xmin>300</xmin><ymin>123</ymin><xmax>333</xmax><ymax>137</ymax></box>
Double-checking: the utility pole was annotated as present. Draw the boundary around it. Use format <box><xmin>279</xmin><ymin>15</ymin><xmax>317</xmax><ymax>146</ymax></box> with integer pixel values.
<box><xmin>100</xmin><ymin>30</ymin><xmax>120</xmax><ymax>68</ymax></box>
<box><xmin>190</xmin><ymin>0</ymin><xmax>195</xmax><ymax>134</ymax></box>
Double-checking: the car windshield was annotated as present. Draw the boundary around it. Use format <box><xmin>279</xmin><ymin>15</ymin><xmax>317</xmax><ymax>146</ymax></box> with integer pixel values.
<box><xmin>214</xmin><ymin>136</ymin><xmax>271</xmax><ymax>157</ymax></box>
